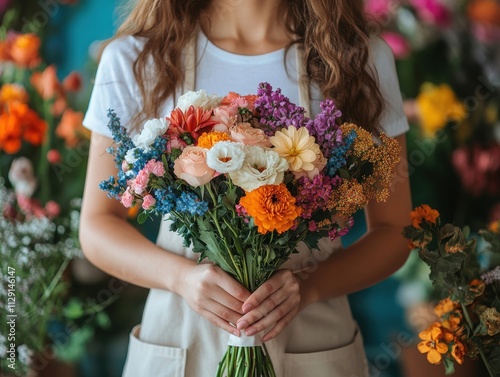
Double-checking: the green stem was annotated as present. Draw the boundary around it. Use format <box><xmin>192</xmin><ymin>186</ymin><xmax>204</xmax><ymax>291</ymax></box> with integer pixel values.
<box><xmin>42</xmin><ymin>257</ymin><xmax>70</xmax><ymax>302</ymax></box>
<box><xmin>460</xmin><ymin>303</ymin><xmax>496</xmax><ymax>377</ymax></box>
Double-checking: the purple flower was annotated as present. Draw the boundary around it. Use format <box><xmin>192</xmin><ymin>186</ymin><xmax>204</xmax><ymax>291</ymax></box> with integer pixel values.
<box><xmin>306</xmin><ymin>99</ymin><xmax>343</xmax><ymax>158</ymax></box>
<box><xmin>295</xmin><ymin>174</ymin><xmax>339</xmax><ymax>219</ymax></box>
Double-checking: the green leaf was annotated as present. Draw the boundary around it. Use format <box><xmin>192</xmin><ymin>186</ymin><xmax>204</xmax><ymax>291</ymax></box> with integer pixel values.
<box><xmin>338</xmin><ymin>168</ymin><xmax>350</xmax><ymax>179</ymax></box>
<box><xmin>63</xmin><ymin>299</ymin><xmax>84</xmax><ymax>319</ymax></box>
<box><xmin>96</xmin><ymin>311</ymin><xmax>111</xmax><ymax>329</ymax></box>
<box><xmin>443</xmin><ymin>358</ymin><xmax>455</xmax><ymax>375</ymax></box>
<box><xmin>137</xmin><ymin>212</ymin><xmax>148</xmax><ymax>224</ymax></box>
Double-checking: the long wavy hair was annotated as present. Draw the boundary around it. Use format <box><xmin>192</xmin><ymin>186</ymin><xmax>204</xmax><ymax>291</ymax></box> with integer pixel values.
<box><xmin>112</xmin><ymin>0</ymin><xmax>384</xmax><ymax>132</ymax></box>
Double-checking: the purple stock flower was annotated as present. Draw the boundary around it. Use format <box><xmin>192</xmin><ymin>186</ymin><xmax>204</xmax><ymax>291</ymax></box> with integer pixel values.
<box><xmin>306</xmin><ymin>99</ymin><xmax>343</xmax><ymax>158</ymax></box>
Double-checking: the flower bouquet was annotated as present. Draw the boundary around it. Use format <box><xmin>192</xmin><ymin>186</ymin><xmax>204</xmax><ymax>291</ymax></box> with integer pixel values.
<box><xmin>101</xmin><ymin>82</ymin><xmax>401</xmax><ymax>376</ymax></box>
<box><xmin>403</xmin><ymin>205</ymin><xmax>500</xmax><ymax>376</ymax></box>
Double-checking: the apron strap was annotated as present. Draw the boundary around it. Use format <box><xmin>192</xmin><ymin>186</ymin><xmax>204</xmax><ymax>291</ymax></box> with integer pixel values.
<box><xmin>183</xmin><ymin>32</ymin><xmax>197</xmax><ymax>93</ymax></box>
<box><xmin>296</xmin><ymin>45</ymin><xmax>311</xmax><ymax>116</ymax></box>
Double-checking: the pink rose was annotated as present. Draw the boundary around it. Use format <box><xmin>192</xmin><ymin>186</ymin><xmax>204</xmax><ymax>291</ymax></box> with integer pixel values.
<box><xmin>211</xmin><ymin>106</ymin><xmax>238</xmax><ymax>132</ymax></box>
<box><xmin>381</xmin><ymin>32</ymin><xmax>411</xmax><ymax>59</ymax></box>
<box><xmin>120</xmin><ymin>188</ymin><xmax>134</xmax><ymax>208</ymax></box>
<box><xmin>45</xmin><ymin>201</ymin><xmax>60</xmax><ymax>218</ymax></box>
<box><xmin>411</xmin><ymin>0</ymin><xmax>451</xmax><ymax>27</ymax></box>
<box><xmin>230</xmin><ymin>123</ymin><xmax>272</xmax><ymax>147</ymax></box>
<box><xmin>173</xmin><ymin>146</ymin><xmax>215</xmax><ymax>187</ymax></box>
<box><xmin>144</xmin><ymin>160</ymin><xmax>165</xmax><ymax>177</ymax></box>
<box><xmin>166</xmin><ymin>134</ymin><xmax>188</xmax><ymax>153</ymax></box>
<box><xmin>133</xmin><ymin>169</ymin><xmax>149</xmax><ymax>195</ymax></box>
<box><xmin>365</xmin><ymin>0</ymin><xmax>396</xmax><ymax>22</ymax></box>
<box><xmin>142</xmin><ymin>194</ymin><xmax>156</xmax><ymax>210</ymax></box>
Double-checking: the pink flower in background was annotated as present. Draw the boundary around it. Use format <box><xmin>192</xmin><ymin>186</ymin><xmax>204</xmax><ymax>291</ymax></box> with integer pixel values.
<box><xmin>410</xmin><ymin>0</ymin><xmax>452</xmax><ymax>27</ymax></box>
<box><xmin>365</xmin><ymin>0</ymin><xmax>398</xmax><ymax>22</ymax></box>
<box><xmin>471</xmin><ymin>23</ymin><xmax>500</xmax><ymax>43</ymax></box>
<box><xmin>8</xmin><ymin>157</ymin><xmax>37</xmax><ymax>198</ymax></box>
<box><xmin>381</xmin><ymin>32</ymin><xmax>411</xmax><ymax>59</ymax></box>
<box><xmin>45</xmin><ymin>201</ymin><xmax>60</xmax><ymax>218</ymax></box>
<box><xmin>142</xmin><ymin>194</ymin><xmax>156</xmax><ymax>210</ymax></box>
<box><xmin>0</xmin><ymin>0</ymin><xmax>11</xmax><ymax>14</ymax></box>
<box><xmin>47</xmin><ymin>149</ymin><xmax>61</xmax><ymax>164</ymax></box>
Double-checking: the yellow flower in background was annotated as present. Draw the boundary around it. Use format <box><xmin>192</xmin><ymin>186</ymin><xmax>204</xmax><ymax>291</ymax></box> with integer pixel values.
<box><xmin>416</xmin><ymin>83</ymin><xmax>467</xmax><ymax>137</ymax></box>
<box><xmin>197</xmin><ymin>130</ymin><xmax>232</xmax><ymax>149</ymax></box>
<box><xmin>418</xmin><ymin>323</ymin><xmax>451</xmax><ymax>364</ymax></box>
<box><xmin>0</xmin><ymin>84</ymin><xmax>28</xmax><ymax>105</ymax></box>
<box><xmin>270</xmin><ymin>126</ymin><xmax>321</xmax><ymax>174</ymax></box>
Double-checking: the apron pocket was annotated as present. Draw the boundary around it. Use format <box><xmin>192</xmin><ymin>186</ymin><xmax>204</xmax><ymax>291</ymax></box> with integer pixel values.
<box><xmin>283</xmin><ymin>328</ymin><xmax>367</xmax><ymax>377</ymax></box>
<box><xmin>122</xmin><ymin>325</ymin><xmax>187</xmax><ymax>377</ymax></box>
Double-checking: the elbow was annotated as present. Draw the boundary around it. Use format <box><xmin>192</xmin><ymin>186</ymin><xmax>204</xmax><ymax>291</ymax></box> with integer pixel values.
<box><xmin>78</xmin><ymin>213</ymin><xmax>98</xmax><ymax>265</ymax></box>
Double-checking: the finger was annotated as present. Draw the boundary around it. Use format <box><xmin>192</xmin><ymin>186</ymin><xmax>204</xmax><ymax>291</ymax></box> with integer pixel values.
<box><xmin>241</xmin><ymin>279</ymin><xmax>282</xmax><ymax>314</ymax></box>
<box><xmin>236</xmin><ymin>288</ymin><xmax>288</xmax><ymax>330</ymax></box>
<box><xmin>261</xmin><ymin>309</ymin><xmax>298</xmax><ymax>342</ymax></box>
<box><xmin>214</xmin><ymin>270</ymin><xmax>252</xmax><ymax>303</ymax></box>
<box><xmin>200</xmin><ymin>308</ymin><xmax>241</xmax><ymax>336</ymax></box>
<box><xmin>205</xmin><ymin>298</ymin><xmax>244</xmax><ymax>327</ymax></box>
<box><xmin>243</xmin><ymin>294</ymin><xmax>299</xmax><ymax>335</ymax></box>
<box><xmin>210</xmin><ymin>286</ymin><xmax>247</xmax><ymax>315</ymax></box>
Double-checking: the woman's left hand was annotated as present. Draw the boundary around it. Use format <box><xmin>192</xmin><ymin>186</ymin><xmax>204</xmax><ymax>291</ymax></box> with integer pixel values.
<box><xmin>236</xmin><ymin>269</ymin><xmax>302</xmax><ymax>342</ymax></box>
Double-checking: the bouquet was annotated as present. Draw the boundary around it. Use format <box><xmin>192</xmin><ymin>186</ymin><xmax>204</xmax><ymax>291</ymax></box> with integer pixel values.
<box><xmin>403</xmin><ymin>205</ymin><xmax>500</xmax><ymax>376</ymax></box>
<box><xmin>101</xmin><ymin>82</ymin><xmax>401</xmax><ymax>376</ymax></box>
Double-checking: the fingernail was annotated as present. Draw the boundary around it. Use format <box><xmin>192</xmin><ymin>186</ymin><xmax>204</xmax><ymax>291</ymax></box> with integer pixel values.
<box><xmin>232</xmin><ymin>330</ymin><xmax>240</xmax><ymax>337</ymax></box>
<box><xmin>245</xmin><ymin>328</ymin><xmax>256</xmax><ymax>336</ymax></box>
<box><xmin>242</xmin><ymin>304</ymin><xmax>253</xmax><ymax>313</ymax></box>
<box><xmin>237</xmin><ymin>320</ymin><xmax>248</xmax><ymax>330</ymax></box>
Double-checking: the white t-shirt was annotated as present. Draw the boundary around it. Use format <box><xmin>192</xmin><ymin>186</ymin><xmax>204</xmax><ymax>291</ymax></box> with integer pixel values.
<box><xmin>83</xmin><ymin>30</ymin><xmax>409</xmax><ymax>138</ymax></box>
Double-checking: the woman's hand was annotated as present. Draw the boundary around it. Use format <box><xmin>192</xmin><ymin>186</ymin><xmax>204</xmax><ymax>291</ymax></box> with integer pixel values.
<box><xmin>236</xmin><ymin>269</ymin><xmax>302</xmax><ymax>342</ymax></box>
<box><xmin>179</xmin><ymin>264</ymin><xmax>251</xmax><ymax>336</ymax></box>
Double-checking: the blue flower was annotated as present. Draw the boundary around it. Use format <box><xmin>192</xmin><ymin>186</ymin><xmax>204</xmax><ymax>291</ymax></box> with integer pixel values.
<box><xmin>175</xmin><ymin>192</ymin><xmax>209</xmax><ymax>216</ymax></box>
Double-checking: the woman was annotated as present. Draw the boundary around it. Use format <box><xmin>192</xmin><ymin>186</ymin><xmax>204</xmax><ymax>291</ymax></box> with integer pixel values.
<box><xmin>80</xmin><ymin>0</ymin><xmax>412</xmax><ymax>376</ymax></box>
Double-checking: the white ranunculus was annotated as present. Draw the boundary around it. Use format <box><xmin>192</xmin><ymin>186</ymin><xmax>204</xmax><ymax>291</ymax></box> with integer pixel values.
<box><xmin>133</xmin><ymin>118</ymin><xmax>168</xmax><ymax>150</ymax></box>
<box><xmin>124</xmin><ymin>148</ymin><xmax>139</xmax><ymax>164</ymax></box>
<box><xmin>176</xmin><ymin>89</ymin><xmax>222</xmax><ymax>112</ymax></box>
<box><xmin>8</xmin><ymin>157</ymin><xmax>37</xmax><ymax>198</ymax></box>
<box><xmin>206</xmin><ymin>141</ymin><xmax>245</xmax><ymax>173</ymax></box>
<box><xmin>229</xmin><ymin>146</ymin><xmax>288</xmax><ymax>192</ymax></box>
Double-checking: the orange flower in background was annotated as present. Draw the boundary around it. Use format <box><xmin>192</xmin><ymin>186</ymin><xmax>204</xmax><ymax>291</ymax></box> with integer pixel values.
<box><xmin>417</xmin><ymin>323</ymin><xmax>451</xmax><ymax>364</ymax></box>
<box><xmin>0</xmin><ymin>84</ymin><xmax>28</xmax><ymax>105</ymax></box>
<box><xmin>62</xmin><ymin>71</ymin><xmax>82</xmax><ymax>92</ymax></box>
<box><xmin>0</xmin><ymin>40</ymin><xmax>11</xmax><ymax>61</ymax></box>
<box><xmin>410</xmin><ymin>204</ymin><xmax>440</xmax><ymax>228</ymax></box>
<box><xmin>0</xmin><ymin>107</ymin><xmax>23</xmax><ymax>153</ymax></box>
<box><xmin>30</xmin><ymin>65</ymin><xmax>60</xmax><ymax>100</ymax></box>
<box><xmin>489</xmin><ymin>219</ymin><xmax>500</xmax><ymax>233</ymax></box>
<box><xmin>468</xmin><ymin>0</ymin><xmax>500</xmax><ymax>26</ymax></box>
<box><xmin>56</xmin><ymin>109</ymin><xmax>88</xmax><ymax>147</ymax></box>
<box><xmin>9</xmin><ymin>33</ymin><xmax>41</xmax><ymax>68</ymax></box>
<box><xmin>21</xmin><ymin>105</ymin><xmax>47</xmax><ymax>146</ymax></box>
<box><xmin>220</xmin><ymin>92</ymin><xmax>258</xmax><ymax>110</ymax></box>
<box><xmin>434</xmin><ymin>298</ymin><xmax>459</xmax><ymax>318</ymax></box>
<box><xmin>197</xmin><ymin>131</ymin><xmax>232</xmax><ymax>149</ymax></box>
<box><xmin>451</xmin><ymin>341</ymin><xmax>466</xmax><ymax>365</ymax></box>
<box><xmin>239</xmin><ymin>184</ymin><xmax>302</xmax><ymax>234</ymax></box>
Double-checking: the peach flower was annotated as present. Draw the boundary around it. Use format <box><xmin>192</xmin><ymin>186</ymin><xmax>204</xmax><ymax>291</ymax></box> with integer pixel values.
<box><xmin>173</xmin><ymin>146</ymin><xmax>215</xmax><ymax>187</ymax></box>
<box><xmin>10</xmin><ymin>33</ymin><xmax>41</xmax><ymax>67</ymax></box>
<box><xmin>62</xmin><ymin>71</ymin><xmax>82</xmax><ymax>92</ymax></box>
<box><xmin>230</xmin><ymin>122</ymin><xmax>272</xmax><ymax>147</ymax></box>
<box><xmin>56</xmin><ymin>108</ymin><xmax>88</xmax><ymax>147</ymax></box>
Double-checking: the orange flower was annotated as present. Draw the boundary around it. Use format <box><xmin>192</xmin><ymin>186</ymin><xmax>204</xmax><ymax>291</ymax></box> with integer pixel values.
<box><xmin>239</xmin><ymin>183</ymin><xmax>302</xmax><ymax>234</ymax></box>
<box><xmin>468</xmin><ymin>0</ymin><xmax>500</xmax><ymax>26</ymax></box>
<box><xmin>62</xmin><ymin>71</ymin><xmax>82</xmax><ymax>92</ymax></box>
<box><xmin>417</xmin><ymin>323</ymin><xmax>450</xmax><ymax>364</ymax></box>
<box><xmin>451</xmin><ymin>341</ymin><xmax>466</xmax><ymax>365</ymax></box>
<box><xmin>220</xmin><ymin>92</ymin><xmax>258</xmax><ymax>110</ymax></box>
<box><xmin>0</xmin><ymin>84</ymin><xmax>28</xmax><ymax>105</ymax></box>
<box><xmin>0</xmin><ymin>107</ymin><xmax>23</xmax><ymax>153</ymax></box>
<box><xmin>0</xmin><ymin>40</ymin><xmax>11</xmax><ymax>61</ymax></box>
<box><xmin>10</xmin><ymin>33</ymin><xmax>41</xmax><ymax>68</ymax></box>
<box><xmin>31</xmin><ymin>65</ymin><xmax>61</xmax><ymax>100</ymax></box>
<box><xmin>434</xmin><ymin>298</ymin><xmax>459</xmax><ymax>318</ymax></box>
<box><xmin>489</xmin><ymin>219</ymin><xmax>500</xmax><ymax>233</ymax></box>
<box><xmin>410</xmin><ymin>204</ymin><xmax>440</xmax><ymax>228</ymax></box>
<box><xmin>197</xmin><ymin>131</ymin><xmax>232</xmax><ymax>149</ymax></box>
<box><xmin>56</xmin><ymin>109</ymin><xmax>88</xmax><ymax>147</ymax></box>
<box><xmin>167</xmin><ymin>105</ymin><xmax>217</xmax><ymax>141</ymax></box>
<box><xmin>22</xmin><ymin>106</ymin><xmax>47</xmax><ymax>146</ymax></box>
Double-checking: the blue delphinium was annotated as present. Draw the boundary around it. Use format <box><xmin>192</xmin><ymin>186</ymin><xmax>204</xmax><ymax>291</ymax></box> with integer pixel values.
<box><xmin>175</xmin><ymin>192</ymin><xmax>209</xmax><ymax>216</ymax></box>
<box><xmin>152</xmin><ymin>188</ymin><xmax>178</xmax><ymax>216</ymax></box>
<box><xmin>105</xmin><ymin>109</ymin><xmax>135</xmax><ymax>168</ymax></box>
<box><xmin>326</xmin><ymin>129</ymin><xmax>357</xmax><ymax>177</ymax></box>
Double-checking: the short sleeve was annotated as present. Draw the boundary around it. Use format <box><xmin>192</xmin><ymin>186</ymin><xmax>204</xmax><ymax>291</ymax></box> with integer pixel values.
<box><xmin>83</xmin><ymin>36</ymin><xmax>145</xmax><ymax>138</ymax></box>
<box><xmin>369</xmin><ymin>36</ymin><xmax>409</xmax><ymax>137</ymax></box>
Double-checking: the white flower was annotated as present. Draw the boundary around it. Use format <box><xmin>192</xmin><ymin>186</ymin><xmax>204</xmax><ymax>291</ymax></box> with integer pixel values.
<box><xmin>17</xmin><ymin>344</ymin><xmax>33</xmax><ymax>366</ymax></box>
<box><xmin>206</xmin><ymin>142</ymin><xmax>245</xmax><ymax>173</ymax></box>
<box><xmin>124</xmin><ymin>148</ymin><xmax>138</xmax><ymax>164</ymax></box>
<box><xmin>8</xmin><ymin>157</ymin><xmax>37</xmax><ymax>198</ymax></box>
<box><xmin>132</xmin><ymin>118</ymin><xmax>168</xmax><ymax>150</ymax></box>
<box><xmin>229</xmin><ymin>146</ymin><xmax>288</xmax><ymax>192</ymax></box>
<box><xmin>176</xmin><ymin>89</ymin><xmax>221</xmax><ymax>112</ymax></box>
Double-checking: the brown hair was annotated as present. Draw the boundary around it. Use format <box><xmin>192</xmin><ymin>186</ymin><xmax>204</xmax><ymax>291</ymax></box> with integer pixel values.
<box><xmin>112</xmin><ymin>0</ymin><xmax>384</xmax><ymax>132</ymax></box>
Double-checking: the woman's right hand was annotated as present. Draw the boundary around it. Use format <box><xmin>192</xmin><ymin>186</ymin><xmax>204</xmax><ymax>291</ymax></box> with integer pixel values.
<box><xmin>179</xmin><ymin>264</ymin><xmax>251</xmax><ymax>336</ymax></box>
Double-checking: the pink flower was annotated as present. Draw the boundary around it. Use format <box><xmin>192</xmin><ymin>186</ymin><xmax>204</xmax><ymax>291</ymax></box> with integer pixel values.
<box><xmin>144</xmin><ymin>160</ymin><xmax>165</xmax><ymax>177</ymax></box>
<box><xmin>47</xmin><ymin>149</ymin><xmax>61</xmax><ymax>164</ymax></box>
<box><xmin>365</xmin><ymin>0</ymin><xmax>397</xmax><ymax>22</ymax></box>
<box><xmin>211</xmin><ymin>106</ymin><xmax>238</xmax><ymax>132</ymax></box>
<box><xmin>166</xmin><ymin>134</ymin><xmax>188</xmax><ymax>153</ymax></box>
<box><xmin>45</xmin><ymin>201</ymin><xmax>60</xmax><ymax>218</ymax></box>
<box><xmin>471</xmin><ymin>23</ymin><xmax>500</xmax><ymax>43</ymax></box>
<box><xmin>8</xmin><ymin>157</ymin><xmax>37</xmax><ymax>198</ymax></box>
<box><xmin>133</xmin><ymin>169</ymin><xmax>150</xmax><ymax>195</ymax></box>
<box><xmin>411</xmin><ymin>0</ymin><xmax>452</xmax><ymax>27</ymax></box>
<box><xmin>122</xmin><ymin>160</ymin><xmax>130</xmax><ymax>172</ymax></box>
<box><xmin>120</xmin><ymin>188</ymin><xmax>134</xmax><ymax>208</ymax></box>
<box><xmin>381</xmin><ymin>32</ymin><xmax>411</xmax><ymax>59</ymax></box>
<box><xmin>142</xmin><ymin>194</ymin><xmax>156</xmax><ymax>210</ymax></box>
<box><xmin>173</xmin><ymin>146</ymin><xmax>215</xmax><ymax>187</ymax></box>
<box><xmin>230</xmin><ymin>122</ymin><xmax>272</xmax><ymax>147</ymax></box>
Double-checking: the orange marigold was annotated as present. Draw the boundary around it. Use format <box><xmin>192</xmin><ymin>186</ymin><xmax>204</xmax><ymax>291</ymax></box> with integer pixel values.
<box><xmin>0</xmin><ymin>84</ymin><xmax>29</xmax><ymax>105</ymax></box>
<box><xmin>239</xmin><ymin>184</ymin><xmax>302</xmax><ymax>234</ymax></box>
<box><xmin>197</xmin><ymin>131</ymin><xmax>232</xmax><ymax>149</ymax></box>
<box><xmin>417</xmin><ymin>323</ymin><xmax>451</xmax><ymax>365</ymax></box>
<box><xmin>410</xmin><ymin>204</ymin><xmax>440</xmax><ymax>229</ymax></box>
<box><xmin>10</xmin><ymin>33</ymin><xmax>41</xmax><ymax>68</ymax></box>
<box><xmin>434</xmin><ymin>298</ymin><xmax>459</xmax><ymax>318</ymax></box>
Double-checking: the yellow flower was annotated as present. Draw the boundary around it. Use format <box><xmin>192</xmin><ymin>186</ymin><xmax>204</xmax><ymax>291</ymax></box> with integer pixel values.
<box><xmin>270</xmin><ymin>126</ymin><xmax>321</xmax><ymax>173</ymax></box>
<box><xmin>239</xmin><ymin>183</ymin><xmax>301</xmax><ymax>234</ymax></box>
<box><xmin>410</xmin><ymin>204</ymin><xmax>440</xmax><ymax>229</ymax></box>
<box><xmin>434</xmin><ymin>298</ymin><xmax>459</xmax><ymax>318</ymax></box>
<box><xmin>451</xmin><ymin>341</ymin><xmax>466</xmax><ymax>365</ymax></box>
<box><xmin>0</xmin><ymin>84</ymin><xmax>28</xmax><ymax>105</ymax></box>
<box><xmin>197</xmin><ymin>131</ymin><xmax>232</xmax><ymax>149</ymax></box>
<box><xmin>417</xmin><ymin>323</ymin><xmax>450</xmax><ymax>364</ymax></box>
<box><xmin>416</xmin><ymin>83</ymin><xmax>467</xmax><ymax>137</ymax></box>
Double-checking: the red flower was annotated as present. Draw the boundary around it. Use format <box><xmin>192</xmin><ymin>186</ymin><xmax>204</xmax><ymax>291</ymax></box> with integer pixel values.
<box><xmin>167</xmin><ymin>105</ymin><xmax>217</xmax><ymax>141</ymax></box>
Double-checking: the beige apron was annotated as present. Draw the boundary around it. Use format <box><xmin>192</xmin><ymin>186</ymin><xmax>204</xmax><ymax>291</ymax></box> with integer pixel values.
<box><xmin>122</xmin><ymin>34</ymin><xmax>369</xmax><ymax>377</ymax></box>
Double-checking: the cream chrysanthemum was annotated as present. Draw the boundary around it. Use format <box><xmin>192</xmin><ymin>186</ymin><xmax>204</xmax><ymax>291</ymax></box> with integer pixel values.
<box><xmin>270</xmin><ymin>126</ymin><xmax>321</xmax><ymax>173</ymax></box>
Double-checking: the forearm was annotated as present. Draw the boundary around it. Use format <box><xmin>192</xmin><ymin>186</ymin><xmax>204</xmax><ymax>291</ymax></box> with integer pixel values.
<box><xmin>299</xmin><ymin>224</ymin><xmax>409</xmax><ymax>307</ymax></box>
<box><xmin>79</xmin><ymin>213</ymin><xmax>195</xmax><ymax>293</ymax></box>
